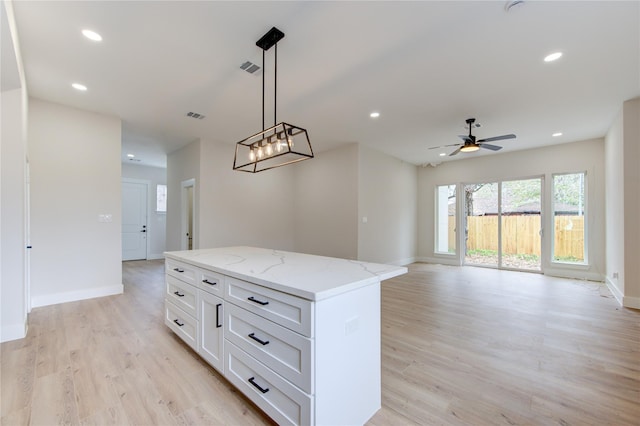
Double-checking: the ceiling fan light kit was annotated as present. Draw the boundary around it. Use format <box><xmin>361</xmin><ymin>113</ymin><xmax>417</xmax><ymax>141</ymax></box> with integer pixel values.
<box><xmin>429</xmin><ymin>117</ymin><xmax>516</xmax><ymax>157</ymax></box>
<box><xmin>233</xmin><ymin>27</ymin><xmax>313</xmax><ymax>173</ymax></box>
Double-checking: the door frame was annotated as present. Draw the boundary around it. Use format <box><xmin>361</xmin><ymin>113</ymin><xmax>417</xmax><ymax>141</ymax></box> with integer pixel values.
<box><xmin>181</xmin><ymin>178</ymin><xmax>196</xmax><ymax>250</ymax></box>
<box><xmin>122</xmin><ymin>178</ymin><xmax>150</xmax><ymax>260</ymax></box>
<box><xmin>460</xmin><ymin>175</ymin><xmax>545</xmax><ymax>273</ymax></box>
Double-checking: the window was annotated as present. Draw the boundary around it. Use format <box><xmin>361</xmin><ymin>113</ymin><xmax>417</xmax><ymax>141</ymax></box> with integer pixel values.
<box><xmin>157</xmin><ymin>184</ymin><xmax>167</xmax><ymax>213</ymax></box>
<box><xmin>552</xmin><ymin>172</ymin><xmax>586</xmax><ymax>264</ymax></box>
<box><xmin>435</xmin><ymin>184</ymin><xmax>456</xmax><ymax>254</ymax></box>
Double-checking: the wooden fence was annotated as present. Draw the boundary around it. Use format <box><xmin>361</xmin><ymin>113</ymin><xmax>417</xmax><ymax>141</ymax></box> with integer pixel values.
<box><xmin>450</xmin><ymin>215</ymin><xmax>584</xmax><ymax>260</ymax></box>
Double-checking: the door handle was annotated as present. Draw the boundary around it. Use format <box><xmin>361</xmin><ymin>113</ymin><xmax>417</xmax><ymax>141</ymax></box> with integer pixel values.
<box><xmin>141</xmin><ymin>229</ymin><xmax>146</xmax><ymax>233</ymax></box>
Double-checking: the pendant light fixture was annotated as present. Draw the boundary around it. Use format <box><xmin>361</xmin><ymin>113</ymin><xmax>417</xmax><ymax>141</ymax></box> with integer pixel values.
<box><xmin>233</xmin><ymin>27</ymin><xmax>313</xmax><ymax>173</ymax></box>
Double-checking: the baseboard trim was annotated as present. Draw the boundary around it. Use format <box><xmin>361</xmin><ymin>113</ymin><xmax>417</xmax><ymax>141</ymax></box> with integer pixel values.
<box><xmin>1</xmin><ymin>322</ymin><xmax>28</xmax><ymax>343</ymax></box>
<box><xmin>389</xmin><ymin>257</ymin><xmax>416</xmax><ymax>266</ymax></box>
<box><xmin>147</xmin><ymin>253</ymin><xmax>165</xmax><ymax>260</ymax></box>
<box><xmin>605</xmin><ymin>276</ymin><xmax>624</xmax><ymax>306</ymax></box>
<box><xmin>623</xmin><ymin>295</ymin><xmax>640</xmax><ymax>310</ymax></box>
<box><xmin>541</xmin><ymin>268</ymin><xmax>604</xmax><ymax>282</ymax></box>
<box><xmin>416</xmin><ymin>256</ymin><xmax>460</xmax><ymax>266</ymax></box>
<box><xmin>32</xmin><ymin>284</ymin><xmax>124</xmax><ymax>308</ymax></box>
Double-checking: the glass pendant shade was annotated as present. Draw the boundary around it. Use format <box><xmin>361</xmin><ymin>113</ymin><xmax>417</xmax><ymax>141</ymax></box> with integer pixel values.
<box><xmin>233</xmin><ymin>122</ymin><xmax>313</xmax><ymax>173</ymax></box>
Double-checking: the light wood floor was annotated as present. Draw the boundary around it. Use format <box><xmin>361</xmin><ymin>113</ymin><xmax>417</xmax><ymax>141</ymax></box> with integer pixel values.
<box><xmin>2</xmin><ymin>261</ymin><xmax>639</xmax><ymax>425</ymax></box>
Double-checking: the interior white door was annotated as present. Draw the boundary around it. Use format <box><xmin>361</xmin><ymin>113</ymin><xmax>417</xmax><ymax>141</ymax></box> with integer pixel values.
<box><xmin>122</xmin><ymin>181</ymin><xmax>148</xmax><ymax>261</ymax></box>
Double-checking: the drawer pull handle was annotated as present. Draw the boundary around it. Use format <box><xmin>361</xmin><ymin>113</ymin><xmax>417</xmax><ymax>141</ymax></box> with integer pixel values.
<box><xmin>173</xmin><ymin>268</ymin><xmax>184</xmax><ymax>273</ymax></box>
<box><xmin>248</xmin><ymin>333</ymin><xmax>269</xmax><ymax>346</ymax></box>
<box><xmin>173</xmin><ymin>319</ymin><xmax>184</xmax><ymax>327</ymax></box>
<box><xmin>247</xmin><ymin>296</ymin><xmax>269</xmax><ymax>306</ymax></box>
<box><xmin>202</xmin><ymin>279</ymin><xmax>217</xmax><ymax>286</ymax></box>
<box><xmin>248</xmin><ymin>377</ymin><xmax>269</xmax><ymax>394</ymax></box>
<box><xmin>216</xmin><ymin>303</ymin><xmax>222</xmax><ymax>328</ymax></box>
<box><xmin>173</xmin><ymin>291</ymin><xmax>185</xmax><ymax>297</ymax></box>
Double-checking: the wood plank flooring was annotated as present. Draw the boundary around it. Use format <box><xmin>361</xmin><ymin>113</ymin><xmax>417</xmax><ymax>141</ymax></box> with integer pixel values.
<box><xmin>2</xmin><ymin>260</ymin><xmax>639</xmax><ymax>425</ymax></box>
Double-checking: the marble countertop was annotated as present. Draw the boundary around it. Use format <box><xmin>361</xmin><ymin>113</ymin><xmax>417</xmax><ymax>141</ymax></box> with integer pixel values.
<box><xmin>164</xmin><ymin>246</ymin><xmax>407</xmax><ymax>301</ymax></box>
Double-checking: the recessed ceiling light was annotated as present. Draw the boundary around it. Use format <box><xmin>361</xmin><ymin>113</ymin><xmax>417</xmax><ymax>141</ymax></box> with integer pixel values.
<box><xmin>127</xmin><ymin>153</ymin><xmax>135</xmax><ymax>158</ymax></box>
<box><xmin>370</xmin><ymin>112</ymin><xmax>380</xmax><ymax>118</ymax></box>
<box><xmin>82</xmin><ymin>29</ymin><xmax>102</xmax><ymax>42</ymax></box>
<box><xmin>72</xmin><ymin>83</ymin><xmax>87</xmax><ymax>91</ymax></box>
<box><xmin>552</xmin><ymin>132</ymin><xmax>563</xmax><ymax>137</ymax></box>
<box><xmin>544</xmin><ymin>52</ymin><xmax>562</xmax><ymax>62</ymax></box>
<box><xmin>439</xmin><ymin>153</ymin><xmax>446</xmax><ymax>157</ymax></box>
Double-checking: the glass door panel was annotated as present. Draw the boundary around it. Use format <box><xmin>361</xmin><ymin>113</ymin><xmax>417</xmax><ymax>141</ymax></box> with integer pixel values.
<box><xmin>501</xmin><ymin>178</ymin><xmax>542</xmax><ymax>271</ymax></box>
<box><xmin>464</xmin><ymin>183</ymin><xmax>499</xmax><ymax>267</ymax></box>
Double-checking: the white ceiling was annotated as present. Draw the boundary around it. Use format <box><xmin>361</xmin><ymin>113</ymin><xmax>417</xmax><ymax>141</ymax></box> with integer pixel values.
<box><xmin>11</xmin><ymin>1</ymin><xmax>640</xmax><ymax>168</ymax></box>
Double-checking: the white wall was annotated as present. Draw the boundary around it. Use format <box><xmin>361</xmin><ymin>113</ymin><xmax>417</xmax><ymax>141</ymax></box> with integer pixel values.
<box><xmin>166</xmin><ymin>140</ymin><xmax>200</xmax><ymax>251</ymax></box>
<box><xmin>1</xmin><ymin>0</ymin><xmax>28</xmax><ymax>342</ymax></box>
<box><xmin>121</xmin><ymin>163</ymin><xmax>167</xmax><ymax>259</ymax></box>
<box><xmin>293</xmin><ymin>144</ymin><xmax>359</xmax><ymax>259</ymax></box>
<box><xmin>29</xmin><ymin>99</ymin><xmax>122</xmax><ymax>307</ymax></box>
<box><xmin>605</xmin><ymin>108</ymin><xmax>625</xmax><ymax>301</ymax></box>
<box><xmin>606</xmin><ymin>98</ymin><xmax>640</xmax><ymax>308</ymax></box>
<box><xmin>1</xmin><ymin>88</ymin><xmax>27</xmax><ymax>341</ymax></box>
<box><xmin>166</xmin><ymin>139</ymin><xmax>296</xmax><ymax>252</ymax></box>
<box><xmin>622</xmin><ymin>98</ymin><xmax>639</xmax><ymax>305</ymax></box>
<box><xmin>358</xmin><ymin>146</ymin><xmax>417</xmax><ymax>265</ymax></box>
<box><xmin>418</xmin><ymin>139</ymin><xmax>605</xmax><ymax>281</ymax></box>
<box><xmin>198</xmin><ymin>139</ymin><xmax>295</xmax><ymax>251</ymax></box>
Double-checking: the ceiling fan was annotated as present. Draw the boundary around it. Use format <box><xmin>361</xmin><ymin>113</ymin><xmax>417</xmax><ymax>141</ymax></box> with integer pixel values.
<box><xmin>430</xmin><ymin>118</ymin><xmax>516</xmax><ymax>156</ymax></box>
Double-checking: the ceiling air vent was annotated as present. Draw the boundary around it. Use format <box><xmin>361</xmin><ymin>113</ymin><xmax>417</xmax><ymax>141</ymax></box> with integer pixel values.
<box><xmin>240</xmin><ymin>61</ymin><xmax>261</xmax><ymax>74</ymax></box>
<box><xmin>186</xmin><ymin>111</ymin><xmax>205</xmax><ymax>120</ymax></box>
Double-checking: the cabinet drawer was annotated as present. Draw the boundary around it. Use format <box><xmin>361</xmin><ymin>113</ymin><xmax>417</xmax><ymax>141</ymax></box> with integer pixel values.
<box><xmin>166</xmin><ymin>275</ymin><xmax>198</xmax><ymax>317</ymax></box>
<box><xmin>166</xmin><ymin>258</ymin><xmax>198</xmax><ymax>286</ymax></box>
<box><xmin>225</xmin><ymin>342</ymin><xmax>312</xmax><ymax>426</ymax></box>
<box><xmin>225</xmin><ymin>277</ymin><xmax>313</xmax><ymax>337</ymax></box>
<box><xmin>165</xmin><ymin>300</ymin><xmax>198</xmax><ymax>351</ymax></box>
<box><xmin>225</xmin><ymin>303</ymin><xmax>313</xmax><ymax>393</ymax></box>
<box><xmin>198</xmin><ymin>269</ymin><xmax>224</xmax><ymax>297</ymax></box>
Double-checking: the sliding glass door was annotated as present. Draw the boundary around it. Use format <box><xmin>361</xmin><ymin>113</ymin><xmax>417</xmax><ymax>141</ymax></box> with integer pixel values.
<box><xmin>464</xmin><ymin>178</ymin><xmax>542</xmax><ymax>271</ymax></box>
<box><xmin>501</xmin><ymin>178</ymin><xmax>542</xmax><ymax>271</ymax></box>
<box><xmin>464</xmin><ymin>182</ymin><xmax>499</xmax><ymax>267</ymax></box>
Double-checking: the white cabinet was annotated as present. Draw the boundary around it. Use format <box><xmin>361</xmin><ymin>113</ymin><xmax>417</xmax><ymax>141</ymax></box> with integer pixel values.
<box><xmin>164</xmin><ymin>299</ymin><xmax>198</xmax><ymax>351</ymax></box>
<box><xmin>199</xmin><ymin>289</ymin><xmax>224</xmax><ymax>371</ymax></box>
<box><xmin>164</xmin><ymin>247</ymin><xmax>407</xmax><ymax>426</ymax></box>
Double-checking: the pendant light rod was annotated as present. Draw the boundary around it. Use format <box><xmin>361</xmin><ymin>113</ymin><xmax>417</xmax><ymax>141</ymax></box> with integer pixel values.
<box><xmin>262</xmin><ymin>48</ymin><xmax>265</xmax><ymax>132</ymax></box>
<box><xmin>274</xmin><ymin>43</ymin><xmax>277</xmax><ymax>127</ymax></box>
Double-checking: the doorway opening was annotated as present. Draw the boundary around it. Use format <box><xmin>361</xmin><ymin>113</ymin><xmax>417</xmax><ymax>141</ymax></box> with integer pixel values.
<box><xmin>181</xmin><ymin>179</ymin><xmax>195</xmax><ymax>250</ymax></box>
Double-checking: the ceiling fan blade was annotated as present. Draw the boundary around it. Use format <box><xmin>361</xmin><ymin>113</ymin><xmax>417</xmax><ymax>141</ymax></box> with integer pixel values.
<box><xmin>457</xmin><ymin>135</ymin><xmax>472</xmax><ymax>142</ymax></box>
<box><xmin>449</xmin><ymin>147</ymin><xmax>462</xmax><ymax>156</ymax></box>
<box><xmin>479</xmin><ymin>143</ymin><xmax>502</xmax><ymax>151</ymax></box>
<box><xmin>477</xmin><ymin>134</ymin><xmax>516</xmax><ymax>143</ymax></box>
<box><xmin>428</xmin><ymin>143</ymin><xmax>460</xmax><ymax>150</ymax></box>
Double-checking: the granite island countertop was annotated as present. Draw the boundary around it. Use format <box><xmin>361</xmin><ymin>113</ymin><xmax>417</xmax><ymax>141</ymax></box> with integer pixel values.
<box><xmin>164</xmin><ymin>246</ymin><xmax>407</xmax><ymax>301</ymax></box>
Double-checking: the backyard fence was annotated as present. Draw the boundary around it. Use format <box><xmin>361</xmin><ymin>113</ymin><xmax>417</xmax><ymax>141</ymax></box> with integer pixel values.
<box><xmin>449</xmin><ymin>215</ymin><xmax>584</xmax><ymax>260</ymax></box>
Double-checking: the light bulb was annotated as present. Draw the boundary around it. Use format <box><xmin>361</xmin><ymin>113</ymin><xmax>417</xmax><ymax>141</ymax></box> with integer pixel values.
<box><xmin>276</xmin><ymin>139</ymin><xmax>283</xmax><ymax>152</ymax></box>
<box><xmin>249</xmin><ymin>149</ymin><xmax>256</xmax><ymax>161</ymax></box>
<box><xmin>257</xmin><ymin>146</ymin><xmax>263</xmax><ymax>159</ymax></box>
<box><xmin>288</xmin><ymin>137</ymin><xmax>294</xmax><ymax>148</ymax></box>
<box><xmin>266</xmin><ymin>142</ymin><xmax>273</xmax><ymax>156</ymax></box>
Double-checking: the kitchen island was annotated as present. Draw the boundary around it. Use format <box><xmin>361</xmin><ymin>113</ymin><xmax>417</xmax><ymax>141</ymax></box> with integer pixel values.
<box><xmin>164</xmin><ymin>246</ymin><xmax>407</xmax><ymax>426</ymax></box>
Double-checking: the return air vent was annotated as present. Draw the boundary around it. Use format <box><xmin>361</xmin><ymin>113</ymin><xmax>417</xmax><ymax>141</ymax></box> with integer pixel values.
<box><xmin>186</xmin><ymin>112</ymin><xmax>205</xmax><ymax>120</ymax></box>
<box><xmin>240</xmin><ymin>61</ymin><xmax>261</xmax><ymax>74</ymax></box>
